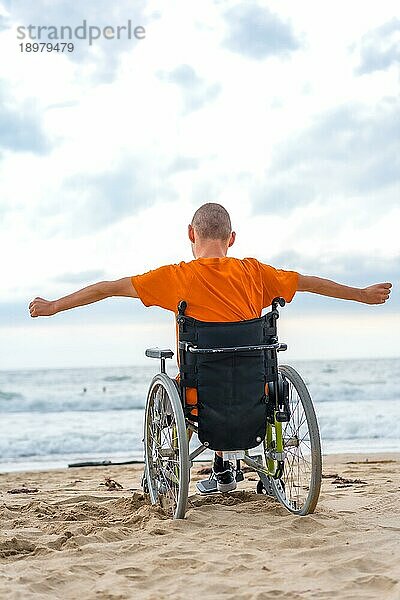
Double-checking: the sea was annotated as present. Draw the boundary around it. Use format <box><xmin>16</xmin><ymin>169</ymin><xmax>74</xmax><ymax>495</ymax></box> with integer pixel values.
<box><xmin>0</xmin><ymin>358</ymin><xmax>399</xmax><ymax>472</ymax></box>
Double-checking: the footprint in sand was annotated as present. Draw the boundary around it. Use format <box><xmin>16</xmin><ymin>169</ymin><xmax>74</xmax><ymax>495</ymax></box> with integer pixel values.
<box><xmin>364</xmin><ymin>496</ymin><xmax>400</xmax><ymax>514</ymax></box>
<box><xmin>116</xmin><ymin>566</ymin><xmax>145</xmax><ymax>580</ymax></box>
<box><xmin>47</xmin><ymin>531</ymin><xmax>73</xmax><ymax>550</ymax></box>
<box><xmin>353</xmin><ymin>573</ymin><xmax>398</xmax><ymax>592</ymax></box>
<box><xmin>0</xmin><ymin>537</ymin><xmax>37</xmax><ymax>558</ymax></box>
<box><xmin>149</xmin><ymin>527</ymin><xmax>169</xmax><ymax>536</ymax></box>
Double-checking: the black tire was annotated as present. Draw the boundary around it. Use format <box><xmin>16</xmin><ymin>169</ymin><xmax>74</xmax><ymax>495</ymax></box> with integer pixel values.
<box><xmin>144</xmin><ymin>374</ymin><xmax>189</xmax><ymax>519</ymax></box>
<box><xmin>270</xmin><ymin>365</ymin><xmax>322</xmax><ymax>515</ymax></box>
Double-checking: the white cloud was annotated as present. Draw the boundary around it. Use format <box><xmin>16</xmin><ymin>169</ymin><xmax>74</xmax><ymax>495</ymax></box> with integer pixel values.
<box><xmin>0</xmin><ymin>0</ymin><xmax>399</xmax><ymax>367</ymax></box>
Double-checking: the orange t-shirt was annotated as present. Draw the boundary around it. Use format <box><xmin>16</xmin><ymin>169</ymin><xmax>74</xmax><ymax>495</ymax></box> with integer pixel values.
<box><xmin>131</xmin><ymin>257</ymin><xmax>298</xmax><ymax>320</ymax></box>
<box><xmin>132</xmin><ymin>257</ymin><xmax>298</xmax><ymax>412</ymax></box>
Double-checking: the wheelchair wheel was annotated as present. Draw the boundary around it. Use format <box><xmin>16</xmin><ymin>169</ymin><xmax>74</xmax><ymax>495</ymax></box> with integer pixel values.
<box><xmin>269</xmin><ymin>365</ymin><xmax>322</xmax><ymax>515</ymax></box>
<box><xmin>144</xmin><ymin>373</ymin><xmax>189</xmax><ymax>519</ymax></box>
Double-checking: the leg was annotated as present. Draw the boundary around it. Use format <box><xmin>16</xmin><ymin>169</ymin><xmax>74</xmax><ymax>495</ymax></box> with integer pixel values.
<box><xmin>212</xmin><ymin>452</ymin><xmax>237</xmax><ymax>492</ymax></box>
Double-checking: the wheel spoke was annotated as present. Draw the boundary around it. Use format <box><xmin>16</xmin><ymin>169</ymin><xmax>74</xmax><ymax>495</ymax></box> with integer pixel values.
<box><xmin>145</xmin><ymin>377</ymin><xmax>189</xmax><ymax>519</ymax></box>
<box><xmin>265</xmin><ymin>366</ymin><xmax>321</xmax><ymax>515</ymax></box>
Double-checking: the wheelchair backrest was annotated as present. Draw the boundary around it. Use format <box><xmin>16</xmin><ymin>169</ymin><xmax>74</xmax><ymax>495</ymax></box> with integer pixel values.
<box><xmin>176</xmin><ymin>304</ymin><xmax>279</xmax><ymax>451</ymax></box>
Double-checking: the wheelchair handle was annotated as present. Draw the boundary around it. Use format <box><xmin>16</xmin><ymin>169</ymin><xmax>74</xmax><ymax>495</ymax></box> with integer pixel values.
<box><xmin>178</xmin><ymin>300</ymin><xmax>187</xmax><ymax>316</ymax></box>
<box><xmin>179</xmin><ymin>342</ymin><xmax>287</xmax><ymax>354</ymax></box>
<box><xmin>178</xmin><ymin>298</ymin><xmax>285</xmax><ymax>319</ymax></box>
<box><xmin>270</xmin><ymin>297</ymin><xmax>285</xmax><ymax>322</ymax></box>
<box><xmin>272</xmin><ymin>297</ymin><xmax>286</xmax><ymax>309</ymax></box>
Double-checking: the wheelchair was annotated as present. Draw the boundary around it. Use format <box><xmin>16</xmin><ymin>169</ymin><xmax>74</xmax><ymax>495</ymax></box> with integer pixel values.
<box><xmin>143</xmin><ymin>297</ymin><xmax>322</xmax><ymax>519</ymax></box>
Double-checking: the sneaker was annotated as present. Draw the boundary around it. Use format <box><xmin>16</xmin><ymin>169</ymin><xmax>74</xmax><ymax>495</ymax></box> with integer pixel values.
<box><xmin>213</xmin><ymin>459</ymin><xmax>237</xmax><ymax>493</ymax></box>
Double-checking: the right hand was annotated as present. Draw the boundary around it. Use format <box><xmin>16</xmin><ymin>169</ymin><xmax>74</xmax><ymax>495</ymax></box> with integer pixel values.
<box><xmin>29</xmin><ymin>297</ymin><xmax>57</xmax><ymax>317</ymax></box>
<box><xmin>361</xmin><ymin>283</ymin><xmax>392</xmax><ymax>305</ymax></box>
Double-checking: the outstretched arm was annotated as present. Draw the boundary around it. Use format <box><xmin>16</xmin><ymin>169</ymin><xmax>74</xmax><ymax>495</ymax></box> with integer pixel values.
<box><xmin>29</xmin><ymin>278</ymin><xmax>138</xmax><ymax>317</ymax></box>
<box><xmin>297</xmin><ymin>274</ymin><xmax>392</xmax><ymax>305</ymax></box>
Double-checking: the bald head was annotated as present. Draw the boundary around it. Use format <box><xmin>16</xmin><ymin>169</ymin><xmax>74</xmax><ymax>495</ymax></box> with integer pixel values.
<box><xmin>191</xmin><ymin>203</ymin><xmax>232</xmax><ymax>241</ymax></box>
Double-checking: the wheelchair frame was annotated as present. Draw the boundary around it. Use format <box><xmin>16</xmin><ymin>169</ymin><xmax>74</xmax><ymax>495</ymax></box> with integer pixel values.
<box><xmin>143</xmin><ymin>297</ymin><xmax>322</xmax><ymax>519</ymax></box>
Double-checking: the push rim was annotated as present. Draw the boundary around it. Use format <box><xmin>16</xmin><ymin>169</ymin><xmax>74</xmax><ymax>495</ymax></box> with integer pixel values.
<box><xmin>144</xmin><ymin>374</ymin><xmax>189</xmax><ymax>519</ymax></box>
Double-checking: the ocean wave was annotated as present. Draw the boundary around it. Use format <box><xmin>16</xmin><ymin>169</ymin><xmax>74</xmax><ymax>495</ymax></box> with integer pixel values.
<box><xmin>0</xmin><ymin>409</ymin><xmax>144</xmax><ymax>459</ymax></box>
<box><xmin>321</xmin><ymin>367</ymin><xmax>337</xmax><ymax>374</ymax></box>
<box><xmin>309</xmin><ymin>381</ymin><xmax>398</xmax><ymax>404</ymax></box>
<box><xmin>318</xmin><ymin>399</ymin><xmax>400</xmax><ymax>441</ymax></box>
<box><xmin>0</xmin><ymin>365</ymin><xmax>155</xmax><ymax>413</ymax></box>
<box><xmin>0</xmin><ymin>432</ymin><xmax>143</xmax><ymax>459</ymax></box>
<box><xmin>1</xmin><ymin>359</ymin><xmax>399</xmax><ymax>465</ymax></box>
<box><xmin>1</xmin><ymin>380</ymin><xmax>398</xmax><ymax>412</ymax></box>
<box><xmin>0</xmin><ymin>390</ymin><xmax>24</xmax><ymax>401</ymax></box>
<box><xmin>0</xmin><ymin>394</ymin><xmax>146</xmax><ymax>413</ymax></box>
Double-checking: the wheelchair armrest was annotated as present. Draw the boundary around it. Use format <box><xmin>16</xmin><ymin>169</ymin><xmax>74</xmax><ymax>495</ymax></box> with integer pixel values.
<box><xmin>145</xmin><ymin>348</ymin><xmax>174</xmax><ymax>359</ymax></box>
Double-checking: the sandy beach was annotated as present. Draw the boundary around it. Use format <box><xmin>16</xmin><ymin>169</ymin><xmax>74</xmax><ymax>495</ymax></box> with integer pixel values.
<box><xmin>0</xmin><ymin>453</ymin><xmax>399</xmax><ymax>599</ymax></box>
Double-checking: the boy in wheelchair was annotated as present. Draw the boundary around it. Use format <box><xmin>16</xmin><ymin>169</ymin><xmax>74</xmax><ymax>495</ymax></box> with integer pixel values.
<box><xmin>29</xmin><ymin>203</ymin><xmax>392</xmax><ymax>515</ymax></box>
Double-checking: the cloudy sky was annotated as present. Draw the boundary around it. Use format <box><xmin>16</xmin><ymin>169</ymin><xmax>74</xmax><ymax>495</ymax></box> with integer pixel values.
<box><xmin>0</xmin><ymin>0</ymin><xmax>399</xmax><ymax>369</ymax></box>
